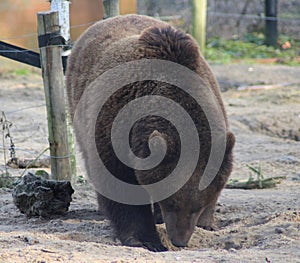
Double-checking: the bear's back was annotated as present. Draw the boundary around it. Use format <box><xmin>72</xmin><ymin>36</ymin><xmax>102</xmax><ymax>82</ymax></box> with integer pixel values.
<box><xmin>66</xmin><ymin>15</ymin><xmax>167</xmax><ymax>116</ymax></box>
<box><xmin>66</xmin><ymin>14</ymin><xmax>227</xmax><ymax>126</ymax></box>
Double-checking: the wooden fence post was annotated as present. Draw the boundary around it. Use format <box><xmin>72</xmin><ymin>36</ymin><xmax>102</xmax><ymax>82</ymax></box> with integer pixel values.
<box><xmin>265</xmin><ymin>0</ymin><xmax>278</xmax><ymax>47</ymax></box>
<box><xmin>50</xmin><ymin>0</ymin><xmax>70</xmax><ymax>44</ymax></box>
<box><xmin>50</xmin><ymin>0</ymin><xmax>76</xmax><ymax>179</ymax></box>
<box><xmin>104</xmin><ymin>0</ymin><xmax>120</xmax><ymax>17</ymax></box>
<box><xmin>192</xmin><ymin>0</ymin><xmax>207</xmax><ymax>52</ymax></box>
<box><xmin>37</xmin><ymin>11</ymin><xmax>73</xmax><ymax>181</ymax></box>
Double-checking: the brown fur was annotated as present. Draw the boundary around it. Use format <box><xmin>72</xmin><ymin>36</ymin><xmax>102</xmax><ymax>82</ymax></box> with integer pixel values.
<box><xmin>66</xmin><ymin>14</ymin><xmax>235</xmax><ymax>252</ymax></box>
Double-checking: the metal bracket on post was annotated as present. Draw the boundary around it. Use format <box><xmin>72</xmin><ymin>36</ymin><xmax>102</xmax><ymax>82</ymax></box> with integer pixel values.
<box><xmin>38</xmin><ymin>30</ymin><xmax>69</xmax><ymax>73</ymax></box>
<box><xmin>38</xmin><ymin>32</ymin><xmax>65</xmax><ymax>48</ymax></box>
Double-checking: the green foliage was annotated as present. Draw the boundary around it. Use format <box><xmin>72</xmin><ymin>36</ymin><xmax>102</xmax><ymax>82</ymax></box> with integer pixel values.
<box><xmin>246</xmin><ymin>162</ymin><xmax>264</xmax><ymax>189</ymax></box>
<box><xmin>205</xmin><ymin>33</ymin><xmax>300</xmax><ymax>65</ymax></box>
<box><xmin>243</xmin><ymin>33</ymin><xmax>265</xmax><ymax>46</ymax></box>
<box><xmin>12</xmin><ymin>68</ymin><xmax>30</xmax><ymax>76</ymax></box>
<box><xmin>35</xmin><ymin>170</ymin><xmax>50</xmax><ymax>179</ymax></box>
<box><xmin>226</xmin><ymin>162</ymin><xmax>286</xmax><ymax>190</ymax></box>
<box><xmin>76</xmin><ymin>175</ymin><xmax>88</xmax><ymax>184</ymax></box>
<box><xmin>0</xmin><ymin>172</ymin><xmax>18</xmax><ymax>189</ymax></box>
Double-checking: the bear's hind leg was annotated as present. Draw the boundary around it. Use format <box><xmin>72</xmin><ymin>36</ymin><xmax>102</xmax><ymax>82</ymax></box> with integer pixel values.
<box><xmin>97</xmin><ymin>193</ymin><xmax>167</xmax><ymax>252</ymax></box>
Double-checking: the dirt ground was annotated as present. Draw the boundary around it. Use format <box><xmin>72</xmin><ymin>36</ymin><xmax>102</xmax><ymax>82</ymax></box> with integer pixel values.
<box><xmin>0</xmin><ymin>63</ymin><xmax>299</xmax><ymax>262</ymax></box>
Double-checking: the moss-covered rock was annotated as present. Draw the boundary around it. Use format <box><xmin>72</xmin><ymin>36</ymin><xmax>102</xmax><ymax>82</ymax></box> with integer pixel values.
<box><xmin>12</xmin><ymin>172</ymin><xmax>74</xmax><ymax>217</ymax></box>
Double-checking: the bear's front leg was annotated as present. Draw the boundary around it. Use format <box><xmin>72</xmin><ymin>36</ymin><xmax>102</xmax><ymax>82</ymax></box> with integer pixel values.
<box><xmin>197</xmin><ymin>196</ymin><xmax>218</xmax><ymax>231</ymax></box>
<box><xmin>97</xmin><ymin>193</ymin><xmax>167</xmax><ymax>252</ymax></box>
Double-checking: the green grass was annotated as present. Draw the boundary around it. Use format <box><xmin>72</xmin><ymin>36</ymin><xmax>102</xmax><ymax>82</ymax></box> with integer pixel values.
<box><xmin>12</xmin><ymin>68</ymin><xmax>30</xmax><ymax>76</ymax></box>
<box><xmin>205</xmin><ymin>33</ymin><xmax>300</xmax><ymax>65</ymax></box>
<box><xmin>226</xmin><ymin>162</ymin><xmax>286</xmax><ymax>189</ymax></box>
<box><xmin>0</xmin><ymin>172</ymin><xmax>18</xmax><ymax>189</ymax></box>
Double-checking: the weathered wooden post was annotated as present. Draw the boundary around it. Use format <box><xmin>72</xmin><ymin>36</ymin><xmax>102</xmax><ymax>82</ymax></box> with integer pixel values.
<box><xmin>103</xmin><ymin>0</ymin><xmax>120</xmax><ymax>17</ymax></box>
<box><xmin>192</xmin><ymin>0</ymin><xmax>207</xmax><ymax>52</ymax></box>
<box><xmin>50</xmin><ymin>0</ymin><xmax>77</xmax><ymax>179</ymax></box>
<box><xmin>265</xmin><ymin>0</ymin><xmax>278</xmax><ymax>47</ymax></box>
<box><xmin>37</xmin><ymin>11</ymin><xmax>73</xmax><ymax>181</ymax></box>
<box><xmin>50</xmin><ymin>0</ymin><xmax>70</xmax><ymax>44</ymax></box>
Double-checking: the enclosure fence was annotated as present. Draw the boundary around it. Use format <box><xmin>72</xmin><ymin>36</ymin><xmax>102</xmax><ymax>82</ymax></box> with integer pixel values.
<box><xmin>1</xmin><ymin>0</ymin><xmax>300</xmax><ymax>179</ymax></box>
<box><xmin>1</xmin><ymin>0</ymin><xmax>300</xmax><ymax>51</ymax></box>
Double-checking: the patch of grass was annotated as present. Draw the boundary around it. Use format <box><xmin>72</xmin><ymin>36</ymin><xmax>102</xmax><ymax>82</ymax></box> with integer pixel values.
<box><xmin>12</xmin><ymin>68</ymin><xmax>30</xmax><ymax>76</ymax></box>
<box><xmin>246</xmin><ymin>162</ymin><xmax>264</xmax><ymax>188</ymax></box>
<box><xmin>35</xmin><ymin>170</ymin><xmax>50</xmax><ymax>179</ymax></box>
<box><xmin>226</xmin><ymin>162</ymin><xmax>286</xmax><ymax>189</ymax></box>
<box><xmin>76</xmin><ymin>175</ymin><xmax>88</xmax><ymax>184</ymax></box>
<box><xmin>205</xmin><ymin>33</ymin><xmax>300</xmax><ymax>65</ymax></box>
<box><xmin>0</xmin><ymin>172</ymin><xmax>18</xmax><ymax>188</ymax></box>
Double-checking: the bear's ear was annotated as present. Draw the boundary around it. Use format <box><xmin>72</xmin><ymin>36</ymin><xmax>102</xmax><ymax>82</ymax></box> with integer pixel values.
<box><xmin>138</xmin><ymin>25</ymin><xmax>200</xmax><ymax>70</ymax></box>
<box><xmin>225</xmin><ymin>131</ymin><xmax>235</xmax><ymax>154</ymax></box>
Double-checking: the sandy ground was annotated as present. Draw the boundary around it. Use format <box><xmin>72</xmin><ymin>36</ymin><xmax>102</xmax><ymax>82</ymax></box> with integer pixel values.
<box><xmin>0</xmin><ymin>64</ymin><xmax>299</xmax><ymax>262</ymax></box>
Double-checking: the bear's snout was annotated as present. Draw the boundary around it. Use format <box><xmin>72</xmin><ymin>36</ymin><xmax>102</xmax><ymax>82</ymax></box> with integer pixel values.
<box><xmin>162</xmin><ymin>210</ymin><xmax>200</xmax><ymax>247</ymax></box>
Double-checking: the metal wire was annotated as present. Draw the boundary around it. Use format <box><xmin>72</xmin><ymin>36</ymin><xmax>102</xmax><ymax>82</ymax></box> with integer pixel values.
<box><xmin>0</xmin><ymin>20</ymin><xmax>98</xmax><ymax>42</ymax></box>
<box><xmin>208</xmin><ymin>11</ymin><xmax>300</xmax><ymax>23</ymax></box>
<box><xmin>5</xmin><ymin>104</ymin><xmax>46</xmax><ymax>114</ymax></box>
<box><xmin>0</xmin><ymin>145</ymin><xmax>74</xmax><ymax>160</ymax></box>
<box><xmin>0</xmin><ymin>10</ymin><xmax>299</xmax><ymax>43</ymax></box>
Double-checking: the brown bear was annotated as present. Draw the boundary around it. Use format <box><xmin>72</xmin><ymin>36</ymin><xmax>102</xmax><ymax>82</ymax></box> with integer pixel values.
<box><xmin>66</xmin><ymin>14</ymin><xmax>235</xmax><ymax>252</ymax></box>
